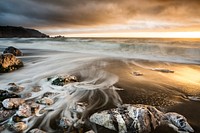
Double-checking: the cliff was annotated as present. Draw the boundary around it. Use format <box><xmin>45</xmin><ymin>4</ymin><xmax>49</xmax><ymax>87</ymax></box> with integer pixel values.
<box><xmin>0</xmin><ymin>26</ymin><xmax>49</xmax><ymax>38</ymax></box>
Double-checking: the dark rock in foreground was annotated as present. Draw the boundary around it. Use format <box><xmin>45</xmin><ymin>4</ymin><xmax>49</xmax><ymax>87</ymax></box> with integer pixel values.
<box><xmin>3</xmin><ymin>46</ymin><xmax>23</xmax><ymax>56</ymax></box>
<box><xmin>0</xmin><ymin>107</ymin><xmax>16</xmax><ymax>123</ymax></box>
<box><xmin>90</xmin><ymin>104</ymin><xmax>194</xmax><ymax>133</ymax></box>
<box><xmin>0</xmin><ymin>53</ymin><xmax>23</xmax><ymax>72</ymax></box>
<box><xmin>0</xmin><ymin>26</ymin><xmax>49</xmax><ymax>38</ymax></box>
<box><xmin>0</xmin><ymin>90</ymin><xmax>19</xmax><ymax>101</ymax></box>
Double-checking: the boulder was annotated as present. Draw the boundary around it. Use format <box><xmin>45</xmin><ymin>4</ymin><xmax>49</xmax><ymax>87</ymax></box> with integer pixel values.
<box><xmin>0</xmin><ymin>53</ymin><xmax>23</xmax><ymax>72</ymax></box>
<box><xmin>3</xmin><ymin>46</ymin><xmax>23</xmax><ymax>56</ymax></box>
<box><xmin>2</xmin><ymin>98</ymin><xmax>25</xmax><ymax>109</ymax></box>
<box><xmin>48</xmin><ymin>75</ymin><xmax>78</xmax><ymax>86</ymax></box>
<box><xmin>17</xmin><ymin>103</ymin><xmax>32</xmax><ymax>117</ymax></box>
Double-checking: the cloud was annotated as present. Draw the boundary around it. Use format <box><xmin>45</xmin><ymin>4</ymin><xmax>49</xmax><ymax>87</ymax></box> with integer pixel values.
<box><xmin>0</xmin><ymin>0</ymin><xmax>200</xmax><ymax>33</ymax></box>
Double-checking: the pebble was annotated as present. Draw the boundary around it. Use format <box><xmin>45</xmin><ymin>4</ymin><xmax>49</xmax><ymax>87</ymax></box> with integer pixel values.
<box><xmin>7</xmin><ymin>83</ymin><xmax>24</xmax><ymax>93</ymax></box>
<box><xmin>132</xmin><ymin>71</ymin><xmax>143</xmax><ymax>76</ymax></box>
<box><xmin>151</xmin><ymin>68</ymin><xmax>174</xmax><ymax>73</ymax></box>
<box><xmin>59</xmin><ymin>117</ymin><xmax>73</xmax><ymax>128</ymax></box>
<box><xmin>32</xmin><ymin>86</ymin><xmax>41</xmax><ymax>92</ymax></box>
<box><xmin>36</xmin><ymin>97</ymin><xmax>54</xmax><ymax>105</ymax></box>
<box><xmin>12</xmin><ymin>122</ymin><xmax>27</xmax><ymax>132</ymax></box>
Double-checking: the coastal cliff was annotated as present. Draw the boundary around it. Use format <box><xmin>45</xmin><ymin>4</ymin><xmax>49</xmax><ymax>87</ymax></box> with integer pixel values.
<box><xmin>0</xmin><ymin>26</ymin><xmax>49</xmax><ymax>38</ymax></box>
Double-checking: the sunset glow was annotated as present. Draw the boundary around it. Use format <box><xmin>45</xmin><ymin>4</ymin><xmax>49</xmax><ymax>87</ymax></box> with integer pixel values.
<box><xmin>65</xmin><ymin>32</ymin><xmax>200</xmax><ymax>38</ymax></box>
<box><xmin>1</xmin><ymin>0</ymin><xmax>200</xmax><ymax>38</ymax></box>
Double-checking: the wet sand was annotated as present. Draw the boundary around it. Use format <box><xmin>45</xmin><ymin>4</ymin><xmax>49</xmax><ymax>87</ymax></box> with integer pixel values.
<box><xmin>104</xmin><ymin>59</ymin><xmax>200</xmax><ymax>133</ymax></box>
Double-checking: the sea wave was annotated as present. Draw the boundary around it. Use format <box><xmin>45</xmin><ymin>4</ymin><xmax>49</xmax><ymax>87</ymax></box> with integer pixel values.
<box><xmin>0</xmin><ymin>38</ymin><xmax>200</xmax><ymax>64</ymax></box>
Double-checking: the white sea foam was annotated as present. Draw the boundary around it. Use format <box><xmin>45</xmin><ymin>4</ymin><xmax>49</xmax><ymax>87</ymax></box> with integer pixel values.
<box><xmin>0</xmin><ymin>38</ymin><xmax>200</xmax><ymax>64</ymax></box>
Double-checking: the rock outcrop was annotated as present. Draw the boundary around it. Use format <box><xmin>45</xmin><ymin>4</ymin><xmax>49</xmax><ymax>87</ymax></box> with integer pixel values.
<box><xmin>3</xmin><ymin>46</ymin><xmax>23</xmax><ymax>56</ymax></box>
<box><xmin>0</xmin><ymin>53</ymin><xmax>23</xmax><ymax>72</ymax></box>
<box><xmin>0</xmin><ymin>26</ymin><xmax>49</xmax><ymax>38</ymax></box>
<box><xmin>48</xmin><ymin>75</ymin><xmax>78</xmax><ymax>86</ymax></box>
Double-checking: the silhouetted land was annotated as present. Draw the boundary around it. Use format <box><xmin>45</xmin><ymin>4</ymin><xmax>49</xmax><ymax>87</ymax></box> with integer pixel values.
<box><xmin>0</xmin><ymin>26</ymin><xmax>49</xmax><ymax>38</ymax></box>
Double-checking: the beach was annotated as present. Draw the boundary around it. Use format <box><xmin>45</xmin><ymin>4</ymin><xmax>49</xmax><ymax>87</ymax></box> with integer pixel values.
<box><xmin>0</xmin><ymin>38</ymin><xmax>200</xmax><ymax>133</ymax></box>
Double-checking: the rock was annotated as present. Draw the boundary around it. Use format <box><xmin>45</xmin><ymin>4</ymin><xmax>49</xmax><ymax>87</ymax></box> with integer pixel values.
<box><xmin>42</xmin><ymin>92</ymin><xmax>56</xmax><ymax>97</ymax></box>
<box><xmin>29</xmin><ymin>128</ymin><xmax>47</xmax><ymax>133</ymax></box>
<box><xmin>36</xmin><ymin>97</ymin><xmax>54</xmax><ymax>105</ymax></box>
<box><xmin>0</xmin><ymin>90</ymin><xmax>19</xmax><ymax>101</ymax></box>
<box><xmin>187</xmin><ymin>96</ymin><xmax>200</xmax><ymax>101</ymax></box>
<box><xmin>59</xmin><ymin>102</ymin><xmax>87</xmax><ymax>130</ymax></box>
<box><xmin>89</xmin><ymin>104</ymin><xmax>194</xmax><ymax>133</ymax></box>
<box><xmin>53</xmin><ymin>35</ymin><xmax>65</xmax><ymax>38</ymax></box>
<box><xmin>90</xmin><ymin>105</ymin><xmax>157</xmax><ymax>132</ymax></box>
<box><xmin>48</xmin><ymin>75</ymin><xmax>78</xmax><ymax>86</ymax></box>
<box><xmin>59</xmin><ymin>117</ymin><xmax>73</xmax><ymax>128</ymax></box>
<box><xmin>71</xmin><ymin>102</ymin><xmax>87</xmax><ymax>114</ymax></box>
<box><xmin>7</xmin><ymin>83</ymin><xmax>24</xmax><ymax>93</ymax></box>
<box><xmin>11</xmin><ymin>122</ymin><xmax>27</xmax><ymax>132</ymax></box>
<box><xmin>85</xmin><ymin>130</ymin><xmax>95</xmax><ymax>133</ymax></box>
<box><xmin>3</xmin><ymin>46</ymin><xmax>23</xmax><ymax>56</ymax></box>
<box><xmin>17</xmin><ymin>103</ymin><xmax>32</xmax><ymax>117</ymax></box>
<box><xmin>132</xmin><ymin>71</ymin><xmax>143</xmax><ymax>76</ymax></box>
<box><xmin>0</xmin><ymin>53</ymin><xmax>23</xmax><ymax>73</ymax></box>
<box><xmin>32</xmin><ymin>86</ymin><xmax>41</xmax><ymax>92</ymax></box>
<box><xmin>0</xmin><ymin>107</ymin><xmax>16</xmax><ymax>122</ymax></box>
<box><xmin>26</xmin><ymin>101</ymin><xmax>40</xmax><ymax>114</ymax></box>
<box><xmin>2</xmin><ymin>98</ymin><xmax>25</xmax><ymax>109</ymax></box>
<box><xmin>12</xmin><ymin>115</ymin><xmax>23</xmax><ymax>122</ymax></box>
<box><xmin>21</xmin><ymin>93</ymin><xmax>32</xmax><ymax>98</ymax></box>
<box><xmin>0</xmin><ymin>125</ymin><xmax>6</xmax><ymax>132</ymax></box>
<box><xmin>151</xmin><ymin>68</ymin><xmax>174</xmax><ymax>73</ymax></box>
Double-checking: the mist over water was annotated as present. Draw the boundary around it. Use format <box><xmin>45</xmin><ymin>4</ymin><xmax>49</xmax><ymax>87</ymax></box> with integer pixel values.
<box><xmin>0</xmin><ymin>38</ymin><xmax>200</xmax><ymax>64</ymax></box>
<box><xmin>0</xmin><ymin>38</ymin><xmax>200</xmax><ymax>132</ymax></box>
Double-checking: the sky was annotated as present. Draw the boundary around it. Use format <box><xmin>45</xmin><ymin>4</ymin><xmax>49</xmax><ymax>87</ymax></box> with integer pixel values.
<box><xmin>0</xmin><ymin>0</ymin><xmax>200</xmax><ymax>38</ymax></box>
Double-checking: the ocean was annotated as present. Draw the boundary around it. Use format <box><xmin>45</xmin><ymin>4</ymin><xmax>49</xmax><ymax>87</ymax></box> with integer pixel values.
<box><xmin>0</xmin><ymin>38</ymin><xmax>200</xmax><ymax>133</ymax></box>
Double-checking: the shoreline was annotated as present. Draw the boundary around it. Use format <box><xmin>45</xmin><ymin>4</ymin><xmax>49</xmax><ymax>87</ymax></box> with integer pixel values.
<box><xmin>0</xmin><ymin>47</ymin><xmax>200</xmax><ymax>133</ymax></box>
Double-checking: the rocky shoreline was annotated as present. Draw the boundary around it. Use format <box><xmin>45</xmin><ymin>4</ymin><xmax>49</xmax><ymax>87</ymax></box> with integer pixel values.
<box><xmin>0</xmin><ymin>74</ymin><xmax>194</xmax><ymax>133</ymax></box>
<box><xmin>0</xmin><ymin>46</ymin><xmax>198</xmax><ymax>133</ymax></box>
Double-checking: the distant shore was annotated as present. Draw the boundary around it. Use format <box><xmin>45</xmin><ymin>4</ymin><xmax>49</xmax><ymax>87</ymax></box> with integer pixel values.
<box><xmin>0</xmin><ymin>26</ymin><xmax>49</xmax><ymax>38</ymax></box>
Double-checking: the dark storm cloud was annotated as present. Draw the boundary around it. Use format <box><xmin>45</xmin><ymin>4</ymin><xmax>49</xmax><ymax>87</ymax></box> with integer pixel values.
<box><xmin>0</xmin><ymin>0</ymin><xmax>200</xmax><ymax>28</ymax></box>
